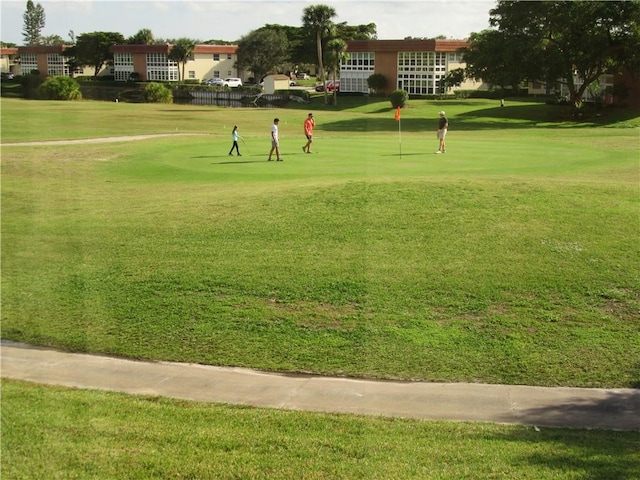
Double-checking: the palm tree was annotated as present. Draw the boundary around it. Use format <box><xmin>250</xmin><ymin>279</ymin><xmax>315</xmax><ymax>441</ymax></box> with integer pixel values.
<box><xmin>168</xmin><ymin>38</ymin><xmax>196</xmax><ymax>82</ymax></box>
<box><xmin>302</xmin><ymin>4</ymin><xmax>337</xmax><ymax>104</ymax></box>
<box><xmin>326</xmin><ymin>38</ymin><xmax>348</xmax><ymax>105</ymax></box>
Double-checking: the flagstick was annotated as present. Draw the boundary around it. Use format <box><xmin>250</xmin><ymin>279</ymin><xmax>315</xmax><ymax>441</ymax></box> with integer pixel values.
<box><xmin>395</xmin><ymin>106</ymin><xmax>402</xmax><ymax>159</ymax></box>
<box><xmin>398</xmin><ymin>115</ymin><xmax>402</xmax><ymax>159</ymax></box>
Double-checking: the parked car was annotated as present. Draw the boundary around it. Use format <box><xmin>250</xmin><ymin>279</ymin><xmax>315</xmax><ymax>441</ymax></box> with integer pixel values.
<box><xmin>223</xmin><ymin>78</ymin><xmax>243</xmax><ymax>88</ymax></box>
<box><xmin>296</xmin><ymin>72</ymin><xmax>310</xmax><ymax>80</ymax></box>
<box><xmin>315</xmin><ymin>80</ymin><xmax>340</xmax><ymax>92</ymax></box>
<box><xmin>202</xmin><ymin>77</ymin><xmax>224</xmax><ymax>86</ymax></box>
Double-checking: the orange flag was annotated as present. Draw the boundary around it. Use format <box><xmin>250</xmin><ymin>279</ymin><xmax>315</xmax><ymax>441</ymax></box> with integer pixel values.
<box><xmin>394</xmin><ymin>106</ymin><xmax>401</xmax><ymax>121</ymax></box>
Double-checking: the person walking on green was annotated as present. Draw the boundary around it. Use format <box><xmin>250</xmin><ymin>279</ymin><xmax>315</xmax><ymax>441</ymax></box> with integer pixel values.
<box><xmin>229</xmin><ymin>125</ymin><xmax>241</xmax><ymax>156</ymax></box>
<box><xmin>303</xmin><ymin>113</ymin><xmax>315</xmax><ymax>153</ymax></box>
<box><xmin>268</xmin><ymin>118</ymin><xmax>282</xmax><ymax>161</ymax></box>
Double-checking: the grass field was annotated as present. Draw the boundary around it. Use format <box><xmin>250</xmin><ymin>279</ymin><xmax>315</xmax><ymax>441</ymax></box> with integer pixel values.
<box><xmin>1</xmin><ymin>96</ymin><xmax>639</xmax><ymax>478</ymax></box>
<box><xmin>2</xmin><ymin>379</ymin><xmax>639</xmax><ymax>480</ymax></box>
<box><xmin>2</xmin><ymin>97</ymin><xmax>639</xmax><ymax>388</ymax></box>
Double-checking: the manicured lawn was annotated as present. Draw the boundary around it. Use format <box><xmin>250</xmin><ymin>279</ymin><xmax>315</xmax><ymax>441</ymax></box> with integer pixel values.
<box><xmin>3</xmin><ymin>379</ymin><xmax>639</xmax><ymax>480</ymax></box>
<box><xmin>1</xmin><ymin>96</ymin><xmax>639</xmax><ymax>479</ymax></box>
<box><xmin>1</xmin><ymin>97</ymin><xmax>639</xmax><ymax>388</ymax></box>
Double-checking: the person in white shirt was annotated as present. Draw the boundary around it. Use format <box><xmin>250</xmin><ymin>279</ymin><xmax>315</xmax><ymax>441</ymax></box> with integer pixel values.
<box><xmin>268</xmin><ymin>118</ymin><xmax>282</xmax><ymax>161</ymax></box>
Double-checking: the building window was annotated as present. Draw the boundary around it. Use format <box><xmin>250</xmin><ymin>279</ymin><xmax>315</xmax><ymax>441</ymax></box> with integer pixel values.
<box><xmin>227</xmin><ymin>54</ymin><xmax>232</xmax><ymax>60</ymax></box>
<box><xmin>214</xmin><ymin>70</ymin><xmax>220</xmax><ymax>77</ymax></box>
<box><xmin>113</xmin><ymin>52</ymin><xmax>133</xmax><ymax>81</ymax></box>
<box><xmin>21</xmin><ymin>53</ymin><xmax>38</xmax><ymax>75</ymax></box>
<box><xmin>47</xmin><ymin>53</ymin><xmax>69</xmax><ymax>76</ymax></box>
<box><xmin>188</xmin><ymin>70</ymin><xmax>195</xmax><ymax>79</ymax></box>
<box><xmin>397</xmin><ymin>51</ymin><xmax>448</xmax><ymax>94</ymax></box>
<box><xmin>339</xmin><ymin>52</ymin><xmax>375</xmax><ymax>93</ymax></box>
<box><xmin>449</xmin><ymin>52</ymin><xmax>462</xmax><ymax>63</ymax></box>
<box><xmin>146</xmin><ymin>52</ymin><xmax>178</xmax><ymax>81</ymax></box>
<box><xmin>213</xmin><ymin>54</ymin><xmax>220</xmax><ymax>61</ymax></box>
<box><xmin>342</xmin><ymin>52</ymin><xmax>375</xmax><ymax>71</ymax></box>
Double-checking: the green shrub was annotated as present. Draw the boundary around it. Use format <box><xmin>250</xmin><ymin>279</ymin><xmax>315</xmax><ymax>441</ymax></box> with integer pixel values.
<box><xmin>144</xmin><ymin>82</ymin><xmax>173</xmax><ymax>103</ymax></box>
<box><xmin>37</xmin><ymin>76</ymin><xmax>82</xmax><ymax>100</ymax></box>
<box><xmin>19</xmin><ymin>72</ymin><xmax>43</xmax><ymax>89</ymax></box>
<box><xmin>367</xmin><ymin>73</ymin><xmax>387</xmax><ymax>94</ymax></box>
<box><xmin>389</xmin><ymin>89</ymin><xmax>409</xmax><ymax>108</ymax></box>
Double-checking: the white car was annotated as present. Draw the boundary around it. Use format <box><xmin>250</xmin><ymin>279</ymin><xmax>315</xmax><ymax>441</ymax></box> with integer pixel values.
<box><xmin>223</xmin><ymin>78</ymin><xmax>243</xmax><ymax>88</ymax></box>
<box><xmin>203</xmin><ymin>77</ymin><xmax>224</xmax><ymax>86</ymax></box>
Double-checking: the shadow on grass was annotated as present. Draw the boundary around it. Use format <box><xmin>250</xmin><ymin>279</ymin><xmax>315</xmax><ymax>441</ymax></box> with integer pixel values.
<box><xmin>189</xmin><ymin>155</ymin><xmax>266</xmax><ymax>165</ymax></box>
<box><xmin>491</xmin><ymin>424</ymin><xmax>640</xmax><ymax>479</ymax></box>
<box><xmin>317</xmin><ymin>99</ymin><xmax>639</xmax><ymax>132</ymax></box>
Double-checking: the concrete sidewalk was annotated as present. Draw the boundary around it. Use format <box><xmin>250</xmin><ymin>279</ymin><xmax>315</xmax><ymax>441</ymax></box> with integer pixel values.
<box><xmin>2</xmin><ymin>340</ymin><xmax>638</xmax><ymax>431</ymax></box>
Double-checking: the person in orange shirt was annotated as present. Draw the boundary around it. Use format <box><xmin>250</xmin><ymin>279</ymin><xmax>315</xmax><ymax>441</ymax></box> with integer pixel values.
<box><xmin>302</xmin><ymin>113</ymin><xmax>315</xmax><ymax>153</ymax></box>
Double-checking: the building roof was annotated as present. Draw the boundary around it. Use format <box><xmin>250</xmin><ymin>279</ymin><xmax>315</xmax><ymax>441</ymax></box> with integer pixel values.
<box><xmin>110</xmin><ymin>44</ymin><xmax>238</xmax><ymax>54</ymax></box>
<box><xmin>346</xmin><ymin>39</ymin><xmax>469</xmax><ymax>53</ymax></box>
<box><xmin>17</xmin><ymin>45</ymin><xmax>70</xmax><ymax>54</ymax></box>
<box><xmin>111</xmin><ymin>44</ymin><xmax>172</xmax><ymax>54</ymax></box>
<box><xmin>193</xmin><ymin>45</ymin><xmax>237</xmax><ymax>54</ymax></box>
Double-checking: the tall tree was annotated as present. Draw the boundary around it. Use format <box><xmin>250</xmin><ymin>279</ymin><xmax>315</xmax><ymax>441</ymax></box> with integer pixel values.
<box><xmin>168</xmin><ymin>38</ymin><xmax>196</xmax><ymax>81</ymax></box>
<box><xmin>235</xmin><ymin>27</ymin><xmax>289</xmax><ymax>83</ymax></box>
<box><xmin>22</xmin><ymin>0</ymin><xmax>45</xmax><ymax>45</ymax></box>
<box><xmin>64</xmin><ymin>31</ymin><xmax>125</xmax><ymax>77</ymax></box>
<box><xmin>462</xmin><ymin>29</ymin><xmax>535</xmax><ymax>93</ymax></box>
<box><xmin>325</xmin><ymin>38</ymin><xmax>348</xmax><ymax>104</ymax></box>
<box><xmin>127</xmin><ymin>28</ymin><xmax>154</xmax><ymax>45</ymax></box>
<box><xmin>485</xmin><ymin>0</ymin><xmax>640</xmax><ymax>107</ymax></box>
<box><xmin>302</xmin><ymin>4</ymin><xmax>337</xmax><ymax>104</ymax></box>
<box><xmin>334</xmin><ymin>22</ymin><xmax>377</xmax><ymax>41</ymax></box>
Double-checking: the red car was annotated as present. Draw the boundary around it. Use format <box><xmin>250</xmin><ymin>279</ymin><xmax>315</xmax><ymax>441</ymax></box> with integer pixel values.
<box><xmin>315</xmin><ymin>80</ymin><xmax>340</xmax><ymax>92</ymax></box>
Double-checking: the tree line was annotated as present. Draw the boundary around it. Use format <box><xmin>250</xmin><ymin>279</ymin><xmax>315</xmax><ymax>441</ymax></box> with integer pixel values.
<box><xmin>13</xmin><ymin>0</ymin><xmax>640</xmax><ymax>109</ymax></box>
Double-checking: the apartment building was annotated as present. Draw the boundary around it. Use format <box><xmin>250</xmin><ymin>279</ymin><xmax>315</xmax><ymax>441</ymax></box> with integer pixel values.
<box><xmin>12</xmin><ymin>43</ymin><xmax>240</xmax><ymax>82</ymax></box>
<box><xmin>341</xmin><ymin>39</ymin><xmax>487</xmax><ymax>95</ymax></box>
<box><xmin>111</xmin><ymin>44</ymin><xmax>241</xmax><ymax>82</ymax></box>
<box><xmin>9</xmin><ymin>40</ymin><xmax>637</xmax><ymax>106</ymax></box>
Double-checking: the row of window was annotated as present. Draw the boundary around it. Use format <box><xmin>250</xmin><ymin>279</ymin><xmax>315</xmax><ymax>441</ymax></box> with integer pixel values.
<box><xmin>112</xmin><ymin>52</ymin><xmax>234</xmax><ymax>81</ymax></box>
<box><xmin>398</xmin><ymin>51</ymin><xmax>448</xmax><ymax>67</ymax></box>
<box><xmin>340</xmin><ymin>51</ymin><xmax>459</xmax><ymax>93</ymax></box>
<box><xmin>341</xmin><ymin>52</ymin><xmax>375</xmax><ymax>71</ymax></box>
<box><xmin>20</xmin><ymin>52</ymin><xmax>84</xmax><ymax>76</ymax></box>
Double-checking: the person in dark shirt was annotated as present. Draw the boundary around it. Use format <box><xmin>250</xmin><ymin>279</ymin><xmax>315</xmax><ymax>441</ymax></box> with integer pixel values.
<box><xmin>436</xmin><ymin>111</ymin><xmax>448</xmax><ymax>154</ymax></box>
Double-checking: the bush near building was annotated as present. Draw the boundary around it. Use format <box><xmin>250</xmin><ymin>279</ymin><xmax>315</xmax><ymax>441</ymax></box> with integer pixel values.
<box><xmin>144</xmin><ymin>82</ymin><xmax>172</xmax><ymax>103</ymax></box>
<box><xmin>37</xmin><ymin>76</ymin><xmax>82</xmax><ymax>100</ymax></box>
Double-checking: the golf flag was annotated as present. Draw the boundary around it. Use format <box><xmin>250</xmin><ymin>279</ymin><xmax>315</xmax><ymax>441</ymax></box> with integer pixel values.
<box><xmin>395</xmin><ymin>106</ymin><xmax>402</xmax><ymax>158</ymax></box>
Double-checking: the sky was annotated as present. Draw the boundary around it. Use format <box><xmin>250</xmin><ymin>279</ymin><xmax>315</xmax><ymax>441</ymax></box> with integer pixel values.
<box><xmin>1</xmin><ymin>0</ymin><xmax>496</xmax><ymax>45</ymax></box>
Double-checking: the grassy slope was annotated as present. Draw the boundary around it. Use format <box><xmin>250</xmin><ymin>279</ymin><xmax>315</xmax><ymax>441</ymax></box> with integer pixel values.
<box><xmin>1</xmin><ymin>97</ymin><xmax>639</xmax><ymax>388</ymax></box>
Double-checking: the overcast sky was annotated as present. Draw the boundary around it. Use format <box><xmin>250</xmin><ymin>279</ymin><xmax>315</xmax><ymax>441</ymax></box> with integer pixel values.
<box><xmin>1</xmin><ymin>0</ymin><xmax>496</xmax><ymax>45</ymax></box>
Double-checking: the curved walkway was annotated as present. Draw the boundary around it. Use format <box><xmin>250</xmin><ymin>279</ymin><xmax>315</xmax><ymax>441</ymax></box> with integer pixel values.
<box><xmin>2</xmin><ymin>341</ymin><xmax>638</xmax><ymax>431</ymax></box>
<box><xmin>0</xmin><ymin>133</ymin><xmax>206</xmax><ymax>147</ymax></box>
